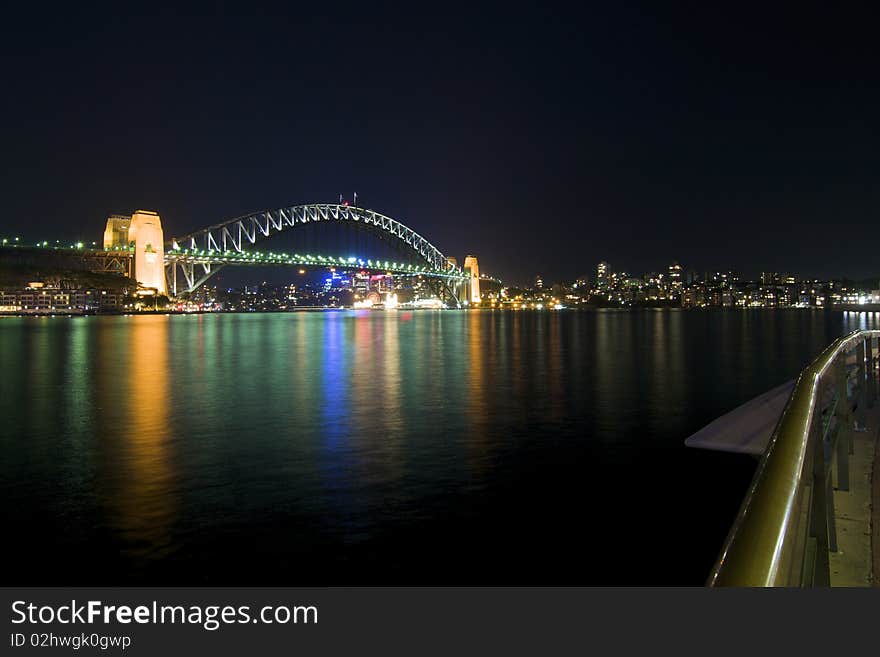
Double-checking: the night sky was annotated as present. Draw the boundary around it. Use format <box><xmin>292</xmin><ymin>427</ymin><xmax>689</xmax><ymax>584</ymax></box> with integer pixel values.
<box><xmin>2</xmin><ymin>2</ymin><xmax>878</xmax><ymax>284</ymax></box>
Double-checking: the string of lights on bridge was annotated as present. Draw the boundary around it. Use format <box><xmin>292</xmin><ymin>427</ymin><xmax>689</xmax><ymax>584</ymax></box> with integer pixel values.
<box><xmin>0</xmin><ymin>239</ymin><xmax>472</xmax><ymax>280</ymax></box>
<box><xmin>1</xmin><ymin>237</ymin><xmax>108</xmax><ymax>250</ymax></box>
<box><xmin>166</xmin><ymin>248</ymin><xmax>467</xmax><ymax>279</ymax></box>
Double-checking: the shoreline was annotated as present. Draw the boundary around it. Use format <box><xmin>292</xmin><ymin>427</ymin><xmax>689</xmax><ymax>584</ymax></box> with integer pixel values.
<box><xmin>3</xmin><ymin>304</ymin><xmax>880</xmax><ymax>318</ymax></box>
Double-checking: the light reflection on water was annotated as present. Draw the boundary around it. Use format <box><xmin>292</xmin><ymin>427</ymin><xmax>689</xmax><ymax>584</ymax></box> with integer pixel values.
<box><xmin>2</xmin><ymin>309</ymin><xmax>879</xmax><ymax>584</ymax></box>
<box><xmin>113</xmin><ymin>316</ymin><xmax>175</xmax><ymax>561</ymax></box>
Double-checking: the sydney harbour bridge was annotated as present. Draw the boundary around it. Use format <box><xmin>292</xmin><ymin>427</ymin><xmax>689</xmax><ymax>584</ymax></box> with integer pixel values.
<box><xmin>2</xmin><ymin>203</ymin><xmax>482</xmax><ymax>308</ymax></box>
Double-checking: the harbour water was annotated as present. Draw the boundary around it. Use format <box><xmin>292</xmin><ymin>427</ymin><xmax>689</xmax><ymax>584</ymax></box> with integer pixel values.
<box><xmin>2</xmin><ymin>309</ymin><xmax>878</xmax><ymax>584</ymax></box>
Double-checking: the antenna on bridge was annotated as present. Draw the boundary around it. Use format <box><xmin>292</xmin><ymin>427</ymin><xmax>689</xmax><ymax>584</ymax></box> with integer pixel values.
<box><xmin>353</xmin><ymin>192</ymin><xmax>358</xmax><ymax>208</ymax></box>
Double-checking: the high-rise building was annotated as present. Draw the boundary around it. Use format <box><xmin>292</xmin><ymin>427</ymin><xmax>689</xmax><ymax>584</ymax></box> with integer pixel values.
<box><xmin>534</xmin><ymin>275</ymin><xmax>543</xmax><ymax>290</ymax></box>
<box><xmin>597</xmin><ymin>262</ymin><xmax>609</xmax><ymax>290</ymax></box>
<box><xmin>668</xmin><ymin>262</ymin><xmax>683</xmax><ymax>287</ymax></box>
<box><xmin>463</xmin><ymin>255</ymin><xmax>480</xmax><ymax>304</ymax></box>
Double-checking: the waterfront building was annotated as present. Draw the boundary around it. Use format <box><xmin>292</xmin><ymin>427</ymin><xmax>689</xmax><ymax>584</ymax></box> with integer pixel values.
<box><xmin>682</xmin><ymin>286</ymin><xmax>706</xmax><ymax>308</ymax></box>
<box><xmin>0</xmin><ymin>286</ymin><xmax>123</xmax><ymax>312</ymax></box>
<box><xmin>573</xmin><ymin>275</ymin><xmax>589</xmax><ymax>291</ymax></box>
<box><xmin>668</xmin><ymin>262</ymin><xmax>683</xmax><ymax>297</ymax></box>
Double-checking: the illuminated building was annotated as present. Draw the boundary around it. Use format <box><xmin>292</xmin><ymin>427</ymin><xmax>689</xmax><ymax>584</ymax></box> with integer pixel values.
<box><xmin>668</xmin><ymin>262</ymin><xmax>683</xmax><ymax>287</ymax></box>
<box><xmin>353</xmin><ymin>271</ymin><xmax>370</xmax><ymax>296</ymax></box>
<box><xmin>597</xmin><ymin>261</ymin><xmax>609</xmax><ymax>290</ymax></box>
<box><xmin>534</xmin><ymin>275</ymin><xmax>543</xmax><ymax>290</ymax></box>
<box><xmin>128</xmin><ymin>210</ymin><xmax>167</xmax><ymax>295</ymax></box>
<box><xmin>463</xmin><ymin>255</ymin><xmax>480</xmax><ymax>304</ymax></box>
<box><xmin>103</xmin><ymin>214</ymin><xmax>131</xmax><ymax>249</ymax></box>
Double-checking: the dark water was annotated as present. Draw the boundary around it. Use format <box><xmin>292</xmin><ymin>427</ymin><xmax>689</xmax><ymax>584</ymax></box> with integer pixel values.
<box><xmin>2</xmin><ymin>309</ymin><xmax>879</xmax><ymax>585</ymax></box>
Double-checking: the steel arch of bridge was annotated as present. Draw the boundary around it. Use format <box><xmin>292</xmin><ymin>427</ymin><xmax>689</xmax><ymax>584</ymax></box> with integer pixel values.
<box><xmin>166</xmin><ymin>204</ymin><xmax>464</xmax><ymax>302</ymax></box>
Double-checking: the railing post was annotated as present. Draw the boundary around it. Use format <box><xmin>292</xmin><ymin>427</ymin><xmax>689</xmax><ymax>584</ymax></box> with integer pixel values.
<box><xmin>857</xmin><ymin>339</ymin><xmax>867</xmax><ymax>426</ymax></box>
<box><xmin>835</xmin><ymin>422</ymin><xmax>850</xmax><ymax>494</ymax></box>
<box><xmin>868</xmin><ymin>337</ymin><xmax>880</xmax><ymax>408</ymax></box>
<box><xmin>867</xmin><ymin>337</ymin><xmax>876</xmax><ymax>407</ymax></box>
<box><xmin>807</xmin><ymin>412</ymin><xmax>831</xmax><ymax>586</ymax></box>
<box><xmin>835</xmin><ymin>357</ymin><xmax>851</xmax><ymax>492</ymax></box>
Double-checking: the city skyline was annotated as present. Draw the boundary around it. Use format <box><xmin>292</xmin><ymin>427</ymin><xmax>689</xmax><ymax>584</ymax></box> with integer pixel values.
<box><xmin>5</xmin><ymin>209</ymin><xmax>880</xmax><ymax>292</ymax></box>
<box><xmin>5</xmin><ymin>228</ymin><xmax>880</xmax><ymax>314</ymax></box>
<box><xmin>5</xmin><ymin>221</ymin><xmax>880</xmax><ymax>293</ymax></box>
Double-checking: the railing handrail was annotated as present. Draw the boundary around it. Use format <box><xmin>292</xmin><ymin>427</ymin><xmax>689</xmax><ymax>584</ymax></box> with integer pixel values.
<box><xmin>708</xmin><ymin>328</ymin><xmax>880</xmax><ymax>586</ymax></box>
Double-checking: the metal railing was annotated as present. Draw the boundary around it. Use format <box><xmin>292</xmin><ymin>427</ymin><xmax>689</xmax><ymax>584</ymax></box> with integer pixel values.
<box><xmin>709</xmin><ymin>329</ymin><xmax>879</xmax><ymax>586</ymax></box>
